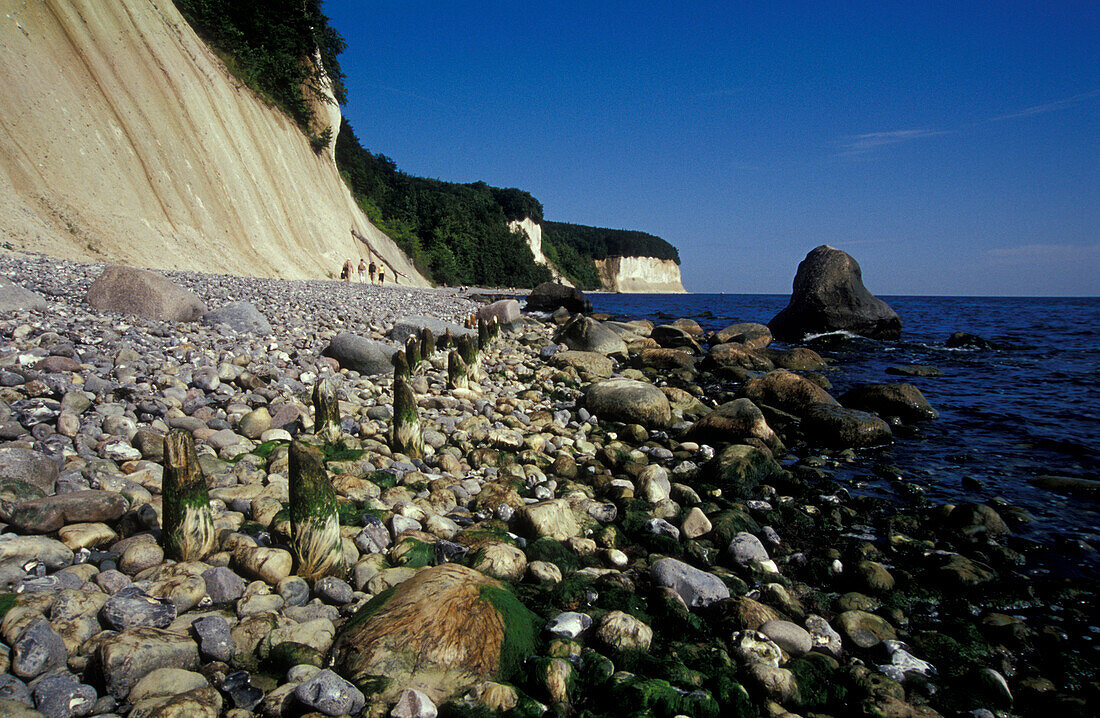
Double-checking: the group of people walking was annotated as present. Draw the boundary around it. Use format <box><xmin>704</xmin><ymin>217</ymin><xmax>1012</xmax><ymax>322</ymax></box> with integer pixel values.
<box><xmin>340</xmin><ymin>255</ymin><xmax>385</xmax><ymax>284</ymax></box>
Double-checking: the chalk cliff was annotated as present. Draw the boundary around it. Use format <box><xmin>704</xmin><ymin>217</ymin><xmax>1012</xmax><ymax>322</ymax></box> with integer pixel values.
<box><xmin>595</xmin><ymin>256</ymin><xmax>686</xmax><ymax>293</ymax></box>
<box><xmin>508</xmin><ymin>218</ymin><xmax>573</xmax><ymax>287</ymax></box>
<box><xmin>0</xmin><ymin>0</ymin><xmax>427</xmax><ymax>285</ymax></box>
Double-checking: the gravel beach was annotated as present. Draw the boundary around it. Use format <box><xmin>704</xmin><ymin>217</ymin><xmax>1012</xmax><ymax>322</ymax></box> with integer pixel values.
<box><xmin>0</xmin><ymin>251</ymin><xmax>1093</xmax><ymax>718</ymax></box>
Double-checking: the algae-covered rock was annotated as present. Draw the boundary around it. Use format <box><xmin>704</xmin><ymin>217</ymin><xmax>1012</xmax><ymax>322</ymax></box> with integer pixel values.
<box><xmin>585</xmin><ymin>378</ymin><xmax>671</xmax><ymax>428</ymax></box>
<box><xmin>840</xmin><ymin>382</ymin><xmax>938</xmax><ymax>423</ymax></box>
<box><xmin>332</xmin><ymin>564</ymin><xmax>539</xmax><ymax>704</ymax></box>
<box><xmin>703</xmin><ymin>444</ymin><xmax>787</xmax><ymax>498</ymax></box>
<box><xmin>685</xmin><ymin>398</ymin><xmax>784</xmax><ymax>451</ymax></box>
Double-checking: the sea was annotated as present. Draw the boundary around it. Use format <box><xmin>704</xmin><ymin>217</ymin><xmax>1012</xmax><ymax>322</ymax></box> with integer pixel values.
<box><xmin>587</xmin><ymin>293</ymin><xmax>1100</xmax><ymax>579</ymax></box>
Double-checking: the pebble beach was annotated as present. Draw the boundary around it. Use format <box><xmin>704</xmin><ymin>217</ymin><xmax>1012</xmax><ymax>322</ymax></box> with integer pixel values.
<box><xmin>0</xmin><ymin>251</ymin><xmax>1094</xmax><ymax>718</ymax></box>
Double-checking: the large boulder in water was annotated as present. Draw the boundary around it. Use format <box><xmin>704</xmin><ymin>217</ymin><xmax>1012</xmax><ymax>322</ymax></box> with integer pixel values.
<box><xmin>801</xmin><ymin>404</ymin><xmax>892</xmax><ymax>448</ymax></box>
<box><xmin>769</xmin><ymin>246</ymin><xmax>901</xmax><ymax>340</ymax></box>
<box><xmin>525</xmin><ymin>282</ymin><xmax>591</xmax><ymax>314</ymax></box>
<box><xmin>741</xmin><ymin>369</ymin><xmax>838</xmax><ymax>417</ymax></box>
<box><xmin>86</xmin><ymin>266</ymin><xmax>206</xmax><ymax>322</ymax></box>
<box><xmin>709</xmin><ymin>322</ymin><xmax>772</xmax><ymax>349</ymax></box>
<box><xmin>331</xmin><ymin>564</ymin><xmax>539</xmax><ymax>703</ymax></box>
<box><xmin>840</xmin><ymin>383</ymin><xmax>938</xmax><ymax>423</ymax></box>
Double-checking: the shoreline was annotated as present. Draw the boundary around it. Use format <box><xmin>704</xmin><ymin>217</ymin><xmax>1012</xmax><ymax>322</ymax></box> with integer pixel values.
<box><xmin>0</xmin><ymin>251</ymin><xmax>1093</xmax><ymax>717</ymax></box>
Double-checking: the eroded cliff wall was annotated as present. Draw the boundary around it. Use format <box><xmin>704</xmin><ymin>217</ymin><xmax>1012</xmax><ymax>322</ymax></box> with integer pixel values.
<box><xmin>595</xmin><ymin>256</ymin><xmax>686</xmax><ymax>293</ymax></box>
<box><xmin>508</xmin><ymin>218</ymin><xmax>573</xmax><ymax>287</ymax></box>
<box><xmin>0</xmin><ymin>0</ymin><xmax>428</xmax><ymax>285</ymax></box>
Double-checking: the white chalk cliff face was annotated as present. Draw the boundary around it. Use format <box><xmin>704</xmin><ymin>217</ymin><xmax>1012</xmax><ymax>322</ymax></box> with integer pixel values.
<box><xmin>0</xmin><ymin>0</ymin><xmax>428</xmax><ymax>285</ymax></box>
<box><xmin>595</xmin><ymin>256</ymin><xmax>686</xmax><ymax>293</ymax></box>
<box><xmin>508</xmin><ymin>218</ymin><xmax>574</xmax><ymax>287</ymax></box>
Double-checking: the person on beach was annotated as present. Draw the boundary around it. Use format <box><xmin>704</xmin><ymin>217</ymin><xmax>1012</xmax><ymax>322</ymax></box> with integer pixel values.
<box><xmin>340</xmin><ymin>259</ymin><xmax>352</xmax><ymax>281</ymax></box>
<box><xmin>368</xmin><ymin>260</ymin><xmax>376</xmax><ymax>284</ymax></box>
<box><xmin>378</xmin><ymin>267</ymin><xmax>385</xmax><ymax>285</ymax></box>
<box><xmin>358</xmin><ymin>258</ymin><xmax>366</xmax><ymax>283</ymax></box>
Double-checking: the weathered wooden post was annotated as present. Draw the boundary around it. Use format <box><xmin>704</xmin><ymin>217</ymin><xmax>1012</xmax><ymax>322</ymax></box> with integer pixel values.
<box><xmin>391</xmin><ymin>375</ymin><xmax>423</xmax><ymax>459</ymax></box>
<box><xmin>447</xmin><ymin>349</ymin><xmax>469</xmax><ymax>390</ymax></box>
<box><xmin>313</xmin><ymin>377</ymin><xmax>342</xmax><ymax>444</ymax></box>
<box><xmin>162</xmin><ymin>430</ymin><xmax>215</xmax><ymax>562</ymax></box>
<box><xmin>289</xmin><ymin>441</ymin><xmax>345</xmax><ymax>581</ymax></box>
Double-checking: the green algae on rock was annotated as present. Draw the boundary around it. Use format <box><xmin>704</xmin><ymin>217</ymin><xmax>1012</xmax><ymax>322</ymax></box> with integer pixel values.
<box><xmin>288</xmin><ymin>441</ymin><xmax>345</xmax><ymax>581</ymax></box>
<box><xmin>161</xmin><ymin>430</ymin><xmax>215</xmax><ymax>562</ymax></box>
<box><xmin>332</xmin><ymin>564</ymin><xmax>539</xmax><ymax>704</ymax></box>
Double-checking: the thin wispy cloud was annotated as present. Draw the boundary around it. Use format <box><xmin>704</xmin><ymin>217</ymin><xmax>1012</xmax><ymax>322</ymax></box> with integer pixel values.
<box><xmin>991</xmin><ymin>88</ymin><xmax>1100</xmax><ymax>121</ymax></box>
<box><xmin>985</xmin><ymin>243</ymin><xmax>1100</xmax><ymax>263</ymax></box>
<box><xmin>838</xmin><ymin>128</ymin><xmax>949</xmax><ymax>156</ymax></box>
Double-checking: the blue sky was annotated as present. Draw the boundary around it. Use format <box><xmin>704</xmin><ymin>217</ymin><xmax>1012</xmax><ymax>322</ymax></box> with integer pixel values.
<box><xmin>324</xmin><ymin>1</ymin><xmax>1098</xmax><ymax>295</ymax></box>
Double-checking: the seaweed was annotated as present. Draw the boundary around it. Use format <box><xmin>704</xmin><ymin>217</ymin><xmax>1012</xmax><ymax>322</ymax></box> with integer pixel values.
<box><xmin>479</xmin><ymin>584</ymin><xmax>542</xmax><ymax>681</ymax></box>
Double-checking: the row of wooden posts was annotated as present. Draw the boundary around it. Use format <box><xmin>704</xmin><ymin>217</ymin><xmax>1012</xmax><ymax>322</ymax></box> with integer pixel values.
<box><xmin>160</xmin><ymin>313</ymin><xmax>502</xmax><ymax>583</ymax></box>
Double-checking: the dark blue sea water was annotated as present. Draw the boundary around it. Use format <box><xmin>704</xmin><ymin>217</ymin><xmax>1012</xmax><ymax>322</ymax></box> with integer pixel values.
<box><xmin>589</xmin><ymin>293</ymin><xmax>1100</xmax><ymax>577</ymax></box>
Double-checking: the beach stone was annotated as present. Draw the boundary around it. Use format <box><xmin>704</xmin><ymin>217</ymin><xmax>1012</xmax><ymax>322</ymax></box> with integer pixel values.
<box><xmin>636</xmin><ymin>464</ymin><xmax>671</xmax><ymax>503</ymax></box>
<box><xmin>0</xmin><ymin>448</ymin><xmax>59</xmax><ymax>494</ymax></box>
<box><xmin>686</xmin><ymin>398</ymin><xmax>783</xmax><ymax>450</ymax></box>
<box><xmin>0</xmin><ymin>699</ymin><xmax>44</xmax><ymax>718</ymax></box>
<box><xmin>30</xmin><ymin>672</ymin><xmax>96</xmax><ymax>718</ymax></box>
<box><xmin>705</xmin><ymin>444</ymin><xmax>786</xmax><ymax>498</ymax></box>
<box><xmin>711</xmin><ymin>322</ymin><xmax>772</xmax><ymax>349</ymax></box>
<box><xmin>759</xmin><ymin>619</ymin><xmax>813</xmax><ymax>656</ymax></box>
<box><xmin>741</xmin><ymin>369</ymin><xmax>839</xmax><ymax>416</ymax></box>
<box><xmin>129</xmin><ymin>670</ymin><xmax>220</xmax><ymax>718</ymax></box>
<box><xmin>8</xmin><ymin>490</ymin><xmax>128</xmax><ymax>534</ymax></box>
<box><xmin>745</xmin><ymin>662</ymin><xmax>798</xmax><ymax>704</ymax></box>
<box><xmin>233</xmin><ymin>546</ymin><xmax>292</xmax><ymax>584</ymax></box>
<box><xmin>527</xmin><ymin>561</ymin><xmax>562</xmax><ymax>584</ymax></box>
<box><xmin>526</xmin><ymin>282</ymin><xmax>591</xmax><ymax>314</ymax></box>
<box><xmin>769</xmin><ymin>245</ymin><xmax>902</xmax><ymax>340</ymax></box>
<box><xmin>801</xmin><ymin>403</ymin><xmax>893</xmax><ymax>448</ymax></box>
<box><xmin>85</xmin><ymin>265</ymin><xmax>206</xmax><ymax>322</ymax></box>
<box><xmin>728</xmin><ymin>532</ymin><xmax>770</xmax><ymax>565</ymax></box>
<box><xmin>651</xmin><ymin>324</ymin><xmax>700</xmax><ymax>350</ymax></box>
<box><xmin>332</xmin><ymin>564</ymin><xmax>539</xmax><ymax>704</ymax></box>
<box><xmin>294</xmin><ymin>669</ymin><xmax>364</xmax><ymax>717</ymax></box>
<box><xmin>805</xmin><ymin>614</ymin><xmax>843</xmax><ymax>656</ymax></box>
<box><xmin>100</xmin><ymin>587</ymin><xmax>176</xmax><ymax>630</ymax></box>
<box><xmin>841</xmin><ymin>383</ymin><xmax>938</xmax><ymax>422</ymax></box>
<box><xmin>596</xmin><ymin>610</ymin><xmax>652</xmax><ymax>652</ymax></box>
<box><xmin>837</xmin><ymin>610</ymin><xmax>897</xmax><ymax>649</ymax></box>
<box><xmin>585</xmin><ymin>378</ymin><xmax>671</xmax><ymax>428</ymax></box>
<box><xmin>119</xmin><ymin>541</ymin><xmax>164</xmax><ymax>575</ymax></box>
<box><xmin>12</xmin><ymin>618</ymin><xmax>67</xmax><ymax>680</ymax></box>
<box><xmin>97</xmin><ymin>626</ymin><xmax>200</xmax><ymax>698</ymax></box>
<box><xmin>321</xmin><ymin>333</ymin><xmax>399</xmax><ymax>375</ymax></box>
<box><xmin>553</xmin><ymin>315</ymin><xmax>627</xmax><ymax>356</ymax></box>
<box><xmin>546</xmin><ymin>612</ymin><xmax>592</xmax><ymax>640</ymax></box>
<box><xmin>712</xmin><ymin>596</ymin><xmax>785</xmax><ymax>632</ymax></box>
<box><xmin>0</xmin><ymin>536</ymin><xmax>74</xmax><ymax>570</ymax></box>
<box><xmin>947</xmin><ymin>503</ymin><xmax>1010</xmax><ymax>538</ymax></box>
<box><xmin>705</xmin><ymin>343</ymin><xmax>774</xmax><ymax>372</ymax></box>
<box><xmin>191</xmin><ymin>615</ymin><xmax>234</xmax><ymax>662</ymax></box>
<box><xmin>391</xmin><ymin>687</ymin><xmax>438</xmax><ymax>718</ymax></box>
<box><xmin>886</xmin><ymin>364</ymin><xmax>943</xmax><ymax>377</ymax></box>
<box><xmin>57</xmin><ymin>523</ymin><xmax>118</xmax><ymax>550</ymax></box>
<box><xmin>548</xmin><ymin>350</ymin><xmax>614</xmax><ymax>379</ymax></box>
<box><xmin>644</xmin><ymin>517</ymin><xmax>680</xmax><ymax>539</ymax></box>
<box><xmin>201</xmin><ymin>301</ymin><xmax>272</xmax><ymax>335</ymax></box>
<box><xmin>237</xmin><ymin>407</ymin><xmax>272</xmax><ymax>439</ymax></box>
<box><xmin>936</xmin><ymin>554</ymin><xmax>996</xmax><ymax>587</ymax></box>
<box><xmin>680</xmin><ymin>507</ymin><xmax>712</xmax><ymax>539</ymax></box>
<box><xmin>202</xmin><ymin>566</ymin><xmax>246</xmax><ymax>604</ymax></box>
<box><xmin>768</xmin><ymin>346</ymin><xmax>827</xmax><ymax>371</ymax></box>
<box><xmin>515</xmin><ymin>499</ymin><xmax>582</xmax><ymax>541</ymax></box>
<box><xmin>0</xmin><ymin>277</ymin><xmax>47</xmax><ymax>313</ymax></box>
<box><xmin>478</xmin><ymin>299</ymin><xmax>521</xmax><ymax>326</ymax></box>
<box><xmin>0</xmin><ymin>675</ymin><xmax>32</xmax><ymax>707</ymax></box>
<box><xmin>650</xmin><ymin>557</ymin><xmax>730</xmax><ymax>608</ymax></box>
<box><xmin>731</xmin><ymin>630</ymin><xmax>783</xmax><ymax>667</ymax></box>
<box><xmin>389</xmin><ymin>316</ymin><xmax>473</xmax><ymax>344</ymax></box>
<box><xmin>855</xmin><ymin>560</ymin><xmax>896</xmax><ymax>593</ymax></box>
<box><xmin>637</xmin><ymin>347</ymin><xmax>696</xmax><ymax>371</ymax></box>
<box><xmin>472</xmin><ymin>543</ymin><xmax>527</xmax><ymax>582</ymax></box>
<box><xmin>315</xmin><ymin>576</ymin><xmax>354</xmax><ymax>605</ymax></box>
